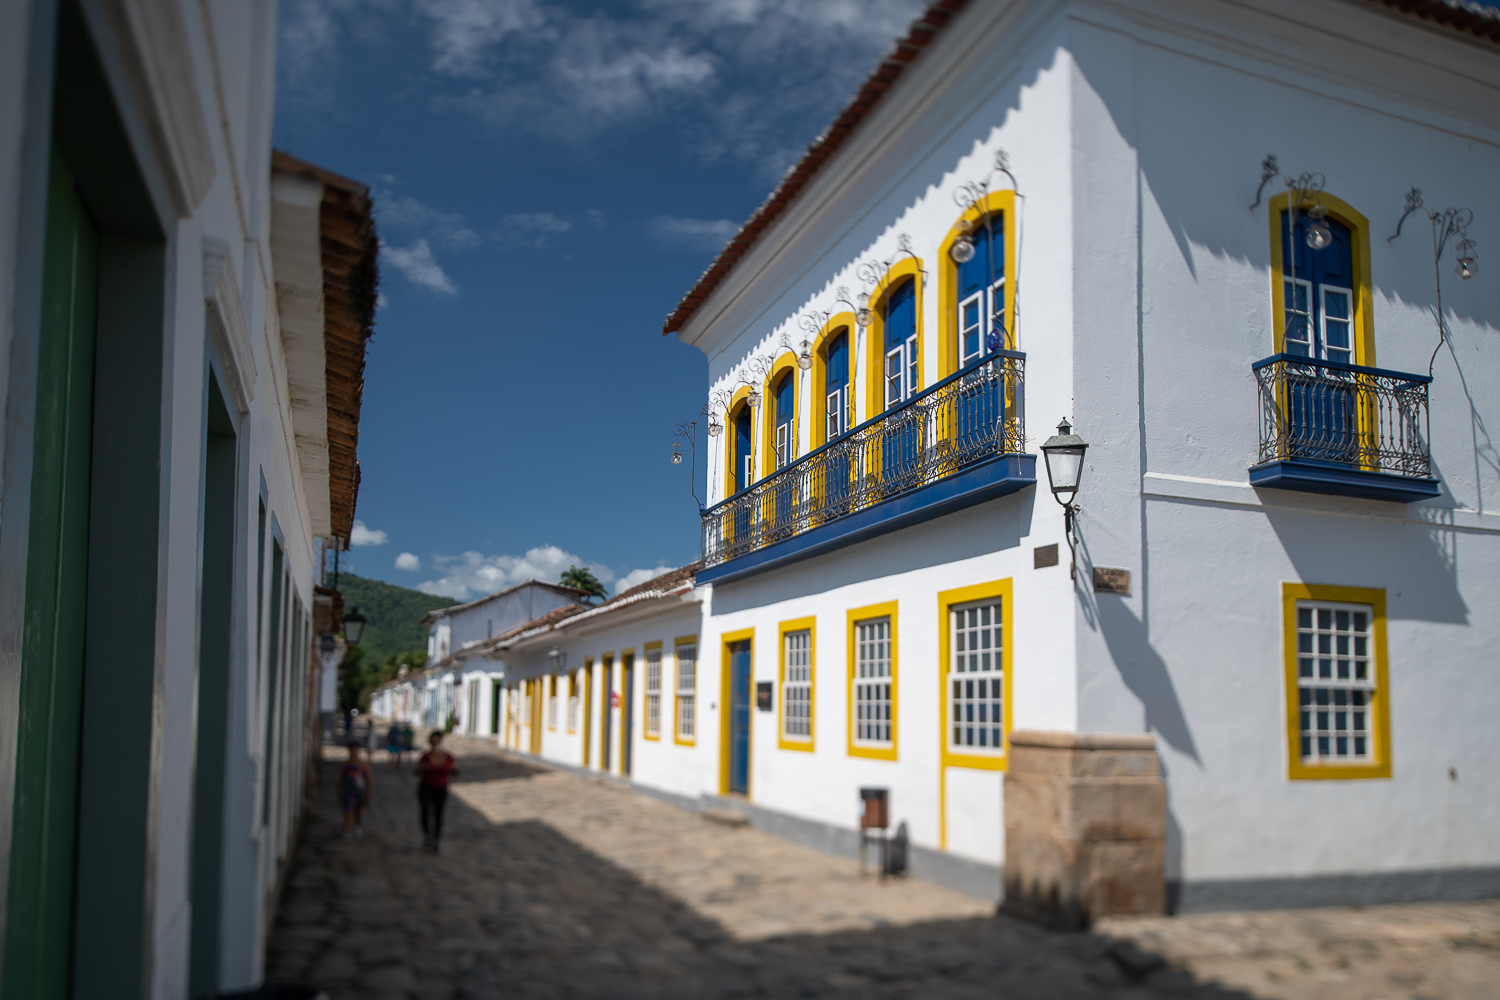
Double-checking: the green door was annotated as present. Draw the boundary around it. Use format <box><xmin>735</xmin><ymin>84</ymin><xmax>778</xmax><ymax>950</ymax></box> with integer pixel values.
<box><xmin>3</xmin><ymin>154</ymin><xmax>98</xmax><ymax>998</ymax></box>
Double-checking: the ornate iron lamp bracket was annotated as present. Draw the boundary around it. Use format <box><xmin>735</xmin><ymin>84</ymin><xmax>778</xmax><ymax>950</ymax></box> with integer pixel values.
<box><xmin>1388</xmin><ymin>187</ymin><xmax>1477</xmax><ymax>375</ymax></box>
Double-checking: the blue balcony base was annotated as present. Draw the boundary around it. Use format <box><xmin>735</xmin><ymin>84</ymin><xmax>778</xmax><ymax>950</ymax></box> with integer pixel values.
<box><xmin>697</xmin><ymin>453</ymin><xmax>1036</xmax><ymax>586</ymax></box>
<box><xmin>1248</xmin><ymin>459</ymin><xmax>1441</xmax><ymax>503</ymax></box>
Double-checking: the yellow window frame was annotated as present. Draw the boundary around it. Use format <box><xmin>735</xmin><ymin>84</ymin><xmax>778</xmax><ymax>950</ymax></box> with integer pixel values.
<box><xmin>808</xmin><ymin>314</ymin><xmax>857</xmax><ymax>451</ymax></box>
<box><xmin>937</xmin><ymin>190</ymin><xmax>1018</xmax><ymax>380</ymax></box>
<box><xmin>937</xmin><ymin>579</ymin><xmax>1013</xmax><ymax>772</ymax></box>
<box><xmin>643</xmin><ymin>640</ymin><xmax>663</xmax><ymax>741</ymax></box>
<box><xmin>1267</xmin><ymin>192</ymin><xmax>1382</xmax><ymax>470</ymax></box>
<box><xmin>863</xmin><ymin>257</ymin><xmax>924</xmax><ymax>425</ymax></box>
<box><xmin>673</xmin><ymin>635</ymin><xmax>699</xmax><ymax>747</ymax></box>
<box><xmin>1282</xmin><ymin>582</ymin><xmax>1391</xmax><ymax>780</ymax></box>
<box><xmin>846</xmin><ymin>601</ymin><xmax>898</xmax><ymax>761</ymax></box>
<box><xmin>1267</xmin><ymin>191</ymin><xmax>1374</xmax><ymax>364</ymax></box>
<box><xmin>722</xmin><ymin>384</ymin><xmax>755</xmax><ymax>500</ymax></box>
<box><xmin>778</xmin><ymin>616</ymin><xmax>816</xmax><ymax>752</ymax></box>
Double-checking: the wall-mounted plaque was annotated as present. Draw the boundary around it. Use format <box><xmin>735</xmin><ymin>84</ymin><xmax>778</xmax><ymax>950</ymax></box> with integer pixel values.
<box><xmin>1034</xmin><ymin>543</ymin><xmax>1059</xmax><ymax>569</ymax></box>
<box><xmin>756</xmin><ymin>681</ymin><xmax>774</xmax><ymax>712</ymax></box>
<box><xmin>1093</xmin><ymin>567</ymin><xmax>1131</xmax><ymax>595</ymax></box>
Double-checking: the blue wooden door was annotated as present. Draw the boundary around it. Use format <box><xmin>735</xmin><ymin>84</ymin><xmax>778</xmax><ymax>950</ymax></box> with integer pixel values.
<box><xmin>1281</xmin><ymin>211</ymin><xmax>1357</xmax><ymax>462</ymax></box>
<box><xmin>729</xmin><ymin>641</ymin><xmax>751</xmax><ymax>795</ymax></box>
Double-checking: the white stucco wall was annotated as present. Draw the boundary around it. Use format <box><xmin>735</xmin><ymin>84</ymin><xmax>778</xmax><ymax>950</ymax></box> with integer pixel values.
<box><xmin>668</xmin><ymin>0</ymin><xmax>1500</xmax><ymax>891</ymax></box>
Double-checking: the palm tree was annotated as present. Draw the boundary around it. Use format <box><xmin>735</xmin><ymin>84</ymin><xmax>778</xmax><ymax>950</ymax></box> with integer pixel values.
<box><xmin>559</xmin><ymin>565</ymin><xmax>606</xmax><ymax>600</ymax></box>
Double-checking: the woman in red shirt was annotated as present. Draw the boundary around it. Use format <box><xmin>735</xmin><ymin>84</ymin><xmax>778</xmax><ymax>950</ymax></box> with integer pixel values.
<box><xmin>414</xmin><ymin>731</ymin><xmax>459</xmax><ymax>852</ymax></box>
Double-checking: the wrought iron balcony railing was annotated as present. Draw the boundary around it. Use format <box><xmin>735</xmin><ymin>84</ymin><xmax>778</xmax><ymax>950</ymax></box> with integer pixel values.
<box><xmin>702</xmin><ymin>351</ymin><xmax>1027</xmax><ymax>569</ymax></box>
<box><xmin>1251</xmin><ymin>354</ymin><xmax>1436</xmax><ymax>496</ymax></box>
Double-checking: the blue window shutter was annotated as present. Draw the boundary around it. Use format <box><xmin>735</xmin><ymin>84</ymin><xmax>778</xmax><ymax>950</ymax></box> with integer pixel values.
<box><xmin>734</xmin><ymin>408</ymin><xmax>753</xmax><ymax>492</ymax></box>
<box><xmin>775</xmin><ymin>372</ymin><xmax>794</xmax><ymax>428</ymax></box>
<box><xmin>884</xmin><ymin>278</ymin><xmax>916</xmax><ymax>351</ymax></box>
<box><xmin>956</xmin><ymin>217</ymin><xmax>1001</xmax><ymax>299</ymax></box>
<box><xmin>825</xmin><ymin>331</ymin><xmax>848</xmax><ymax>391</ymax></box>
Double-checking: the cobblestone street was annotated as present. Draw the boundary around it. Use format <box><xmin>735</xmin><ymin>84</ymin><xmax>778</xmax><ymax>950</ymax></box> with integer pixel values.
<box><xmin>266</xmin><ymin>736</ymin><xmax>1500</xmax><ymax>999</ymax></box>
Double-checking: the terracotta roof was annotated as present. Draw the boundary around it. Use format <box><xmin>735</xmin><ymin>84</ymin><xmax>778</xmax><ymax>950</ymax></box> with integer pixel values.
<box><xmin>661</xmin><ymin>0</ymin><xmax>967</xmax><ymax>336</ymax></box>
<box><xmin>419</xmin><ymin>579</ymin><xmax>593</xmax><ymax>625</ymax></box>
<box><xmin>271</xmin><ymin>150</ymin><xmax>379</xmax><ymax>545</ymax></box>
<box><xmin>599</xmin><ymin>562</ymin><xmax>701</xmax><ymax>606</ymax></box>
<box><xmin>459</xmin><ymin>602</ymin><xmax>591</xmax><ymax>659</ymax></box>
<box><xmin>662</xmin><ymin>0</ymin><xmax>1500</xmax><ymax>339</ymax></box>
<box><xmin>1365</xmin><ymin>0</ymin><xmax>1500</xmax><ymax>43</ymax></box>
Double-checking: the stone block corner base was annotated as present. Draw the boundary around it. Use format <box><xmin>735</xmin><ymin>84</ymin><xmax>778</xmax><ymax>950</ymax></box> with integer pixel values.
<box><xmin>1001</xmin><ymin>729</ymin><xmax>1167</xmax><ymax>929</ymax></box>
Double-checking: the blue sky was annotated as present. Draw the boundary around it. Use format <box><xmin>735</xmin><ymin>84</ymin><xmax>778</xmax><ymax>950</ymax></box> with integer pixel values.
<box><xmin>275</xmin><ymin>0</ymin><xmax>928</xmax><ymax>599</ymax></box>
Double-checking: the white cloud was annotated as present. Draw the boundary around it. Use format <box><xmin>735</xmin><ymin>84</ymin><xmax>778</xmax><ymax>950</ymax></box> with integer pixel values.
<box><xmin>377</xmin><ymin>193</ymin><xmax>482</xmax><ymax>250</ymax></box>
<box><xmin>413</xmin><ymin>545</ymin><xmax>677</xmax><ymax>601</ymax></box>
<box><xmin>418</xmin><ymin>0</ymin><xmax>548</xmax><ymax>77</ymax></box>
<box><xmin>491</xmin><ymin>211</ymin><xmax>572</xmax><ymax>248</ymax></box>
<box><xmin>614</xmin><ymin>564</ymin><xmax>675</xmax><ymax>593</ymax></box>
<box><xmin>381</xmin><ymin>239</ymin><xmax>458</xmax><ymax>295</ymax></box>
<box><xmin>648</xmin><ymin>215</ymin><xmax>736</xmax><ymax>251</ymax></box>
<box><xmin>350</xmin><ymin>520</ymin><xmax>389</xmax><ymax>546</ymax></box>
<box><xmin>280</xmin><ymin>0</ymin><xmax>929</xmax><ymax>175</ymax></box>
<box><xmin>395</xmin><ymin>552</ymin><xmax>422</xmax><ymax>571</ymax></box>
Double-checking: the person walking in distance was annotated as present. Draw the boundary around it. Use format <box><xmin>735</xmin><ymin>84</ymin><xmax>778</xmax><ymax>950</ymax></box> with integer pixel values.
<box><xmin>386</xmin><ymin>720</ymin><xmax>403</xmax><ymax>769</ymax></box>
<box><xmin>415</xmin><ymin>731</ymin><xmax>459</xmax><ymax>852</ymax></box>
<box><xmin>340</xmin><ymin>743</ymin><xmax>373</xmax><ymax>840</ymax></box>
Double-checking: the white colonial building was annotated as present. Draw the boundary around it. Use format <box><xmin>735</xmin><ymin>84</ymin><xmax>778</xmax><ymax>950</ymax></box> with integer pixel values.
<box><xmin>371</xmin><ymin>580</ymin><xmax>590</xmax><ymax>733</ymax></box>
<box><xmin>472</xmin><ymin>0</ymin><xmax>1500</xmax><ymax>921</ymax></box>
<box><xmin>0</xmin><ymin>1</ymin><xmax>376</xmax><ymax>994</ymax></box>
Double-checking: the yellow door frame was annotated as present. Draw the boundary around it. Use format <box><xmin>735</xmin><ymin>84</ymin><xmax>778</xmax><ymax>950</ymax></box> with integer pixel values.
<box><xmin>719</xmin><ymin>628</ymin><xmax>754</xmax><ymax>797</ymax></box>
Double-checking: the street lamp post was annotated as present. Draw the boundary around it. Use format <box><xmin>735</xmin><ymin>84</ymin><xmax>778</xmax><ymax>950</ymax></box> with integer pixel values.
<box><xmin>1039</xmin><ymin>419</ymin><xmax>1089</xmax><ymax>580</ymax></box>
<box><xmin>341</xmin><ymin>607</ymin><xmax>367</xmax><ymax>645</ymax></box>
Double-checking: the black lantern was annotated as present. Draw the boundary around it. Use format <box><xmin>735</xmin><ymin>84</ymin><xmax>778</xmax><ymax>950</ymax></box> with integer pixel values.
<box><xmin>1039</xmin><ymin>419</ymin><xmax>1089</xmax><ymax>579</ymax></box>
<box><xmin>341</xmin><ymin>607</ymin><xmax>367</xmax><ymax>645</ymax></box>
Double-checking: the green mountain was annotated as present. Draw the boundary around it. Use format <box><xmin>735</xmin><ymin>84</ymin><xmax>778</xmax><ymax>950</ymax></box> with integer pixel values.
<box><xmin>336</xmin><ymin>572</ymin><xmax>456</xmax><ymax>667</ymax></box>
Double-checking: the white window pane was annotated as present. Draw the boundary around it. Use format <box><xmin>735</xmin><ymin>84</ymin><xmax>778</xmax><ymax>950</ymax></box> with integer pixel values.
<box><xmin>854</xmin><ymin>619</ymin><xmax>892</xmax><ymax>746</ymax></box>
<box><xmin>1295</xmin><ymin>600</ymin><xmax>1375</xmax><ymax>763</ymax></box>
<box><xmin>950</xmin><ymin>599</ymin><xmax>1004</xmax><ymax>752</ymax></box>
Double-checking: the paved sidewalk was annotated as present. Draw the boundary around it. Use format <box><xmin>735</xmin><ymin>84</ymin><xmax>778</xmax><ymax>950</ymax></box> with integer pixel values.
<box><xmin>266</xmin><ymin>735</ymin><xmax>1500</xmax><ymax>999</ymax></box>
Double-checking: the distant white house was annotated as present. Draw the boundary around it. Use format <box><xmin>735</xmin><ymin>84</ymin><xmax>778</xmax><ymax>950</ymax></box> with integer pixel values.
<box><xmin>457</xmin><ymin>0</ymin><xmax>1500</xmax><ymax>922</ymax></box>
<box><xmin>371</xmin><ymin>580</ymin><xmax>590</xmax><ymax>732</ymax></box>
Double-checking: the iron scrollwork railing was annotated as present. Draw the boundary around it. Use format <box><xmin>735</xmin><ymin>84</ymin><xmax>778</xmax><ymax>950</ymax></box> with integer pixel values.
<box><xmin>702</xmin><ymin>351</ymin><xmax>1026</xmax><ymax>568</ymax></box>
<box><xmin>1253</xmin><ymin>354</ymin><xmax>1432</xmax><ymax>479</ymax></box>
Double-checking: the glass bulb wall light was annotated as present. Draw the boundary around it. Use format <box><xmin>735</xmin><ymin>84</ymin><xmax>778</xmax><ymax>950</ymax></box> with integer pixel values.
<box><xmin>671</xmin><ymin>442</ymin><xmax>683</xmax><ymax>464</ymax></box>
<box><xmin>747</xmin><ymin>386</ymin><xmax>761</xmax><ymax>408</ymax></box>
<box><xmin>707</xmin><ymin>415</ymin><xmax>722</xmax><ymax>437</ymax></box>
<box><xmin>1456</xmin><ymin>238</ymin><xmax>1478</xmax><ymax>279</ymax></box>
<box><xmin>950</xmin><ymin>235</ymin><xmax>975</xmax><ymax>263</ymax></box>
<box><xmin>1305</xmin><ymin>205</ymin><xmax>1333</xmax><ymax>250</ymax></box>
<box><xmin>797</xmin><ymin>350</ymin><xmax>812</xmax><ymax>371</ymax></box>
